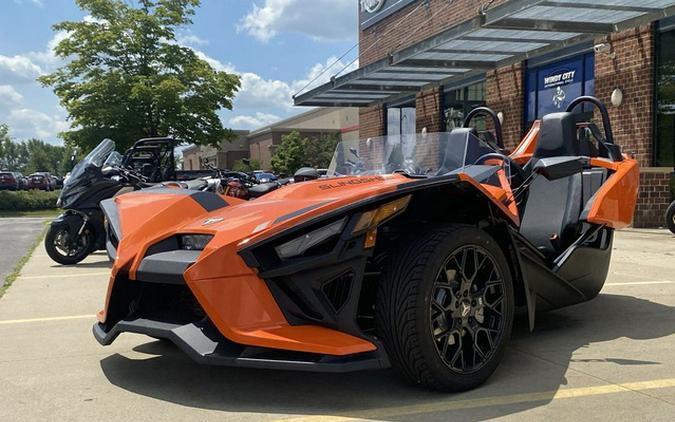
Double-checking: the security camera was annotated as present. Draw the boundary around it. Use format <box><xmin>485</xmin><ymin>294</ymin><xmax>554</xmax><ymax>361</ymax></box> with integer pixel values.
<box><xmin>594</xmin><ymin>43</ymin><xmax>615</xmax><ymax>58</ymax></box>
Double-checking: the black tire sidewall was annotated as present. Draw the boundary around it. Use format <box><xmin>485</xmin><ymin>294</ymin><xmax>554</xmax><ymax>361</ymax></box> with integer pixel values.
<box><xmin>408</xmin><ymin>226</ymin><xmax>514</xmax><ymax>390</ymax></box>
<box><xmin>45</xmin><ymin>224</ymin><xmax>94</xmax><ymax>265</ymax></box>
<box><xmin>666</xmin><ymin>202</ymin><xmax>675</xmax><ymax>235</ymax></box>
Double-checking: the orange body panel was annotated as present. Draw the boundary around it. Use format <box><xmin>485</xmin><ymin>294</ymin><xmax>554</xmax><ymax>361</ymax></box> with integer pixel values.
<box><xmin>99</xmin><ymin>171</ymin><xmax>523</xmax><ymax>356</ymax></box>
<box><xmin>510</xmin><ymin>121</ymin><xmax>540</xmax><ymax>165</ymax></box>
<box><xmin>585</xmin><ymin>157</ymin><xmax>640</xmax><ymax>229</ymax></box>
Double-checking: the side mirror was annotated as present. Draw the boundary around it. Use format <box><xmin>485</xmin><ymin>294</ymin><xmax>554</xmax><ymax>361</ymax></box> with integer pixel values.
<box><xmin>533</xmin><ymin>157</ymin><xmax>587</xmax><ymax>180</ymax></box>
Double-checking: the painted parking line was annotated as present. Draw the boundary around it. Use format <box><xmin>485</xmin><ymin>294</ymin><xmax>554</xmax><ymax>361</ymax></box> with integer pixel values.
<box><xmin>0</xmin><ymin>315</ymin><xmax>94</xmax><ymax>325</ymax></box>
<box><xmin>19</xmin><ymin>272</ymin><xmax>110</xmax><ymax>280</ymax></box>
<box><xmin>605</xmin><ymin>280</ymin><xmax>675</xmax><ymax>286</ymax></box>
<box><xmin>275</xmin><ymin>378</ymin><xmax>675</xmax><ymax>422</ymax></box>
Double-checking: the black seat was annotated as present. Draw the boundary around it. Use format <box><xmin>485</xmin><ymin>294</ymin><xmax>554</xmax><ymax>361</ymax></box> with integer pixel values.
<box><xmin>520</xmin><ymin>112</ymin><xmax>583</xmax><ymax>258</ymax></box>
<box><xmin>249</xmin><ymin>182</ymin><xmax>279</xmax><ymax>198</ymax></box>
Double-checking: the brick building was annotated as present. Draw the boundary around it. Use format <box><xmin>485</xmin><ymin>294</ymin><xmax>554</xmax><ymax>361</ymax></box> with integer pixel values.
<box><xmin>182</xmin><ymin>130</ymin><xmax>250</xmax><ymax>171</ymax></box>
<box><xmin>296</xmin><ymin>0</ymin><xmax>675</xmax><ymax>228</ymax></box>
<box><xmin>247</xmin><ymin>107</ymin><xmax>359</xmax><ymax>169</ymax></box>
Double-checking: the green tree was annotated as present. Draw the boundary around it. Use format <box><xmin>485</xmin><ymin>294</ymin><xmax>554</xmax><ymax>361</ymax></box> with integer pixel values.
<box><xmin>39</xmin><ymin>0</ymin><xmax>240</xmax><ymax>151</ymax></box>
<box><xmin>232</xmin><ymin>158</ymin><xmax>261</xmax><ymax>173</ymax></box>
<box><xmin>270</xmin><ymin>131</ymin><xmax>339</xmax><ymax>175</ymax></box>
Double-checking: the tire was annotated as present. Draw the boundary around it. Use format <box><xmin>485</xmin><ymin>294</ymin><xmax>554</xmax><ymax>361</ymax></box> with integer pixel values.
<box><xmin>666</xmin><ymin>202</ymin><xmax>675</xmax><ymax>235</ymax></box>
<box><xmin>376</xmin><ymin>224</ymin><xmax>515</xmax><ymax>392</ymax></box>
<box><xmin>44</xmin><ymin>223</ymin><xmax>95</xmax><ymax>265</ymax></box>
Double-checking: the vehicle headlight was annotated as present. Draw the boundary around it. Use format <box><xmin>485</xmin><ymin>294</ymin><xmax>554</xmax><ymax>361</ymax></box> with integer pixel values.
<box><xmin>275</xmin><ymin>217</ymin><xmax>346</xmax><ymax>259</ymax></box>
<box><xmin>179</xmin><ymin>234</ymin><xmax>214</xmax><ymax>251</ymax></box>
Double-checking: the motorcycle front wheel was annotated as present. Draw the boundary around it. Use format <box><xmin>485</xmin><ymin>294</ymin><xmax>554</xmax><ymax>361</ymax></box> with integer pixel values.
<box><xmin>44</xmin><ymin>223</ymin><xmax>94</xmax><ymax>265</ymax></box>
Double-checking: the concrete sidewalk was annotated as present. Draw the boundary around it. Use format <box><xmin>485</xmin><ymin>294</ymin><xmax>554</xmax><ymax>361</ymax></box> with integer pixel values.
<box><xmin>0</xmin><ymin>230</ymin><xmax>673</xmax><ymax>421</ymax></box>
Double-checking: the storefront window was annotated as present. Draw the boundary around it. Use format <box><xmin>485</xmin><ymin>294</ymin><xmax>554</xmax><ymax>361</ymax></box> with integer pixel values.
<box><xmin>387</xmin><ymin>103</ymin><xmax>416</xmax><ymax>136</ymax></box>
<box><xmin>656</xmin><ymin>28</ymin><xmax>675</xmax><ymax>167</ymax></box>
<box><xmin>525</xmin><ymin>53</ymin><xmax>595</xmax><ymax>129</ymax></box>
<box><xmin>443</xmin><ymin>82</ymin><xmax>486</xmax><ymax>130</ymax></box>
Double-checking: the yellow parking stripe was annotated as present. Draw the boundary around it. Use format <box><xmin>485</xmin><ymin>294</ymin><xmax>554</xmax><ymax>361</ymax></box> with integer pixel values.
<box><xmin>605</xmin><ymin>281</ymin><xmax>675</xmax><ymax>286</ymax></box>
<box><xmin>19</xmin><ymin>272</ymin><xmax>110</xmax><ymax>280</ymax></box>
<box><xmin>0</xmin><ymin>315</ymin><xmax>94</xmax><ymax>325</ymax></box>
<box><xmin>275</xmin><ymin>378</ymin><xmax>675</xmax><ymax>422</ymax></box>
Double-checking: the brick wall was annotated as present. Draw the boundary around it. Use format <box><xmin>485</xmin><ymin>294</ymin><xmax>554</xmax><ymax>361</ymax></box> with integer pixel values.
<box><xmin>594</xmin><ymin>25</ymin><xmax>654</xmax><ymax>168</ymax></box>
<box><xmin>359</xmin><ymin>105</ymin><xmax>386</xmax><ymax>139</ymax></box>
<box><xmin>635</xmin><ymin>170</ymin><xmax>673</xmax><ymax>228</ymax></box>
<box><xmin>485</xmin><ymin>64</ymin><xmax>524</xmax><ymax>150</ymax></box>
<box><xmin>416</xmin><ymin>87</ymin><xmax>443</xmax><ymax>133</ymax></box>
<box><xmin>359</xmin><ymin>0</ymin><xmax>509</xmax><ymax>67</ymax></box>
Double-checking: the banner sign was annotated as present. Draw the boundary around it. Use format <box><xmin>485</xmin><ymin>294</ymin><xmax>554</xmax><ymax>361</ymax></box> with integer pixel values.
<box><xmin>360</xmin><ymin>0</ymin><xmax>418</xmax><ymax>29</ymax></box>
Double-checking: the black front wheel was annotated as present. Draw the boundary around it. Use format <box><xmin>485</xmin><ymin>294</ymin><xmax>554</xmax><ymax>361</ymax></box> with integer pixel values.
<box><xmin>44</xmin><ymin>223</ymin><xmax>94</xmax><ymax>265</ymax></box>
<box><xmin>666</xmin><ymin>202</ymin><xmax>675</xmax><ymax>235</ymax></box>
<box><xmin>376</xmin><ymin>224</ymin><xmax>514</xmax><ymax>392</ymax></box>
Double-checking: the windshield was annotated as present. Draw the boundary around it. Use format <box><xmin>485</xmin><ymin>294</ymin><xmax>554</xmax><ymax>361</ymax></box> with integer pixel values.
<box><xmin>104</xmin><ymin>151</ymin><xmax>123</xmax><ymax>167</ymax></box>
<box><xmin>64</xmin><ymin>139</ymin><xmax>116</xmax><ymax>188</ymax></box>
<box><xmin>327</xmin><ymin>132</ymin><xmax>499</xmax><ymax>177</ymax></box>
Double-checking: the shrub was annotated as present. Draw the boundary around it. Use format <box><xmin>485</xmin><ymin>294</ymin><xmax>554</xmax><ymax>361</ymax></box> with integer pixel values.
<box><xmin>0</xmin><ymin>190</ymin><xmax>60</xmax><ymax>211</ymax></box>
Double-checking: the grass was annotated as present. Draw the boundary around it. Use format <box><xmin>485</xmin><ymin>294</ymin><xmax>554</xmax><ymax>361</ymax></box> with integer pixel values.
<box><xmin>0</xmin><ymin>225</ymin><xmax>48</xmax><ymax>299</ymax></box>
<box><xmin>0</xmin><ymin>209</ymin><xmax>60</xmax><ymax>218</ymax></box>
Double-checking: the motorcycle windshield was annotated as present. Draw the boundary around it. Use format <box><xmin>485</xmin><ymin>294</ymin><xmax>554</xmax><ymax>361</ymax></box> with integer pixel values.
<box><xmin>64</xmin><ymin>139</ymin><xmax>116</xmax><ymax>189</ymax></box>
<box><xmin>327</xmin><ymin>132</ymin><xmax>499</xmax><ymax>177</ymax></box>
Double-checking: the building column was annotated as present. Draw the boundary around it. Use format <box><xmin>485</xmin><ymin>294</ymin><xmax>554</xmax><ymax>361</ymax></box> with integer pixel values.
<box><xmin>416</xmin><ymin>87</ymin><xmax>443</xmax><ymax>133</ymax></box>
<box><xmin>485</xmin><ymin>63</ymin><xmax>524</xmax><ymax>150</ymax></box>
<box><xmin>359</xmin><ymin>105</ymin><xmax>386</xmax><ymax>138</ymax></box>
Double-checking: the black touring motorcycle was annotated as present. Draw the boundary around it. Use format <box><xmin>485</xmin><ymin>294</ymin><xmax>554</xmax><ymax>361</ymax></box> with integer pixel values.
<box><xmin>44</xmin><ymin>139</ymin><xmax>148</xmax><ymax>265</ymax></box>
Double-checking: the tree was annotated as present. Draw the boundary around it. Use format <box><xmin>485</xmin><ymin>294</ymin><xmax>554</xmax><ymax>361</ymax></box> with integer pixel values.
<box><xmin>39</xmin><ymin>0</ymin><xmax>240</xmax><ymax>151</ymax></box>
<box><xmin>232</xmin><ymin>158</ymin><xmax>261</xmax><ymax>173</ymax></box>
<box><xmin>0</xmin><ymin>124</ymin><xmax>70</xmax><ymax>175</ymax></box>
<box><xmin>270</xmin><ymin>131</ymin><xmax>339</xmax><ymax>175</ymax></box>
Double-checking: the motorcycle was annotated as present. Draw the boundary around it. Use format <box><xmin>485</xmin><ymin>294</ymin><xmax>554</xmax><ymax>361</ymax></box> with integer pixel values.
<box><xmin>45</xmin><ymin>139</ymin><xmax>147</xmax><ymax>265</ymax></box>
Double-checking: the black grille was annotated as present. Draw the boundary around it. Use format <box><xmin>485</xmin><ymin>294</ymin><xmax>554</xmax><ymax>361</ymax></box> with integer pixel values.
<box><xmin>322</xmin><ymin>272</ymin><xmax>353</xmax><ymax>313</ymax></box>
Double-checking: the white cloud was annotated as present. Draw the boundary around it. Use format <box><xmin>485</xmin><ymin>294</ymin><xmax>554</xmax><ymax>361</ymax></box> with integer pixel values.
<box><xmin>238</xmin><ymin>0</ymin><xmax>356</xmax><ymax>43</ymax></box>
<box><xmin>5</xmin><ymin>108</ymin><xmax>68</xmax><ymax>143</ymax></box>
<box><xmin>229</xmin><ymin>112</ymin><xmax>281</xmax><ymax>129</ymax></box>
<box><xmin>0</xmin><ymin>85</ymin><xmax>24</xmax><ymax>105</ymax></box>
<box><xmin>26</xmin><ymin>31</ymin><xmax>70</xmax><ymax>70</ymax></box>
<box><xmin>0</xmin><ymin>54</ymin><xmax>43</xmax><ymax>84</ymax></box>
<box><xmin>176</xmin><ymin>33</ymin><xmax>209</xmax><ymax>47</ymax></box>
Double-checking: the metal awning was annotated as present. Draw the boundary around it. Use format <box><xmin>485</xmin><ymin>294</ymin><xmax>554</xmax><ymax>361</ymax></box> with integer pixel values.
<box><xmin>294</xmin><ymin>0</ymin><xmax>675</xmax><ymax>107</ymax></box>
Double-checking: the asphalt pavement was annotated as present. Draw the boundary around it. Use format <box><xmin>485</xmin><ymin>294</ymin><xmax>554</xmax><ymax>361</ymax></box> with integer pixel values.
<box><xmin>0</xmin><ymin>229</ymin><xmax>673</xmax><ymax>421</ymax></box>
<box><xmin>0</xmin><ymin>217</ymin><xmax>48</xmax><ymax>284</ymax></box>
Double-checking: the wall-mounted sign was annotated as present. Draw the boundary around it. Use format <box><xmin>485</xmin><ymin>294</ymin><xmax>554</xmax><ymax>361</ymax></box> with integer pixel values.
<box><xmin>360</xmin><ymin>0</ymin><xmax>418</xmax><ymax>29</ymax></box>
<box><xmin>543</xmin><ymin>68</ymin><xmax>577</xmax><ymax>89</ymax></box>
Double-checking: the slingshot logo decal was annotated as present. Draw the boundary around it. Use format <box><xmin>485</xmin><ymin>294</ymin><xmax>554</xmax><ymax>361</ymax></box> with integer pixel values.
<box><xmin>202</xmin><ymin>217</ymin><xmax>224</xmax><ymax>226</ymax></box>
<box><xmin>361</xmin><ymin>0</ymin><xmax>385</xmax><ymax>13</ymax></box>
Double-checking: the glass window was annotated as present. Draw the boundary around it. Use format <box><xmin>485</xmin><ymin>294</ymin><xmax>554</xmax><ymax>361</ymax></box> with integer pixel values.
<box><xmin>443</xmin><ymin>81</ymin><xmax>486</xmax><ymax>130</ymax></box>
<box><xmin>525</xmin><ymin>53</ymin><xmax>595</xmax><ymax>129</ymax></box>
<box><xmin>387</xmin><ymin>103</ymin><xmax>416</xmax><ymax>136</ymax></box>
<box><xmin>656</xmin><ymin>28</ymin><xmax>675</xmax><ymax>167</ymax></box>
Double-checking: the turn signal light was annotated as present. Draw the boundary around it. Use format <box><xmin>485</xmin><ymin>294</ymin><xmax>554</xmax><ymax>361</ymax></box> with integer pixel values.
<box><xmin>353</xmin><ymin>195</ymin><xmax>411</xmax><ymax>249</ymax></box>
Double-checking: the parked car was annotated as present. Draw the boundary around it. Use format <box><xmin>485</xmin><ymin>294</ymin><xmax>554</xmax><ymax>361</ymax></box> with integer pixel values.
<box><xmin>0</xmin><ymin>171</ymin><xmax>20</xmax><ymax>190</ymax></box>
<box><xmin>27</xmin><ymin>173</ymin><xmax>53</xmax><ymax>191</ymax></box>
<box><xmin>252</xmin><ymin>170</ymin><xmax>278</xmax><ymax>183</ymax></box>
<box><xmin>16</xmin><ymin>173</ymin><xmax>29</xmax><ymax>190</ymax></box>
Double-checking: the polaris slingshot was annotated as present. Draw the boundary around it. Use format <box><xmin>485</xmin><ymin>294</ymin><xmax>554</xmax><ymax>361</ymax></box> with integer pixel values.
<box><xmin>94</xmin><ymin>97</ymin><xmax>639</xmax><ymax>391</ymax></box>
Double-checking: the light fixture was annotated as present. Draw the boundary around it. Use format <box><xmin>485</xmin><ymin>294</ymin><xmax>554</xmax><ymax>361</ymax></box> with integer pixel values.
<box><xmin>611</xmin><ymin>88</ymin><xmax>623</xmax><ymax>107</ymax></box>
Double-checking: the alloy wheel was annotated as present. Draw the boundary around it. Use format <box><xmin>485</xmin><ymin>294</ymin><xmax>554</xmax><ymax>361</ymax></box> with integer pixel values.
<box><xmin>429</xmin><ymin>245</ymin><xmax>506</xmax><ymax>373</ymax></box>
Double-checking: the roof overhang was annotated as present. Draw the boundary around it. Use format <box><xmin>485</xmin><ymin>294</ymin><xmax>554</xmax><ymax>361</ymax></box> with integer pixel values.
<box><xmin>294</xmin><ymin>0</ymin><xmax>675</xmax><ymax>107</ymax></box>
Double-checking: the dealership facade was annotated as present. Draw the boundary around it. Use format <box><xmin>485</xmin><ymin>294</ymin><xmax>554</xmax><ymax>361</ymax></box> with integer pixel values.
<box><xmin>296</xmin><ymin>0</ymin><xmax>675</xmax><ymax>227</ymax></box>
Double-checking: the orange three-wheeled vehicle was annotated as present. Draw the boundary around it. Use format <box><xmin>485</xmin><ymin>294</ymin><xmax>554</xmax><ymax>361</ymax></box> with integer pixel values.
<box><xmin>94</xmin><ymin>96</ymin><xmax>639</xmax><ymax>391</ymax></box>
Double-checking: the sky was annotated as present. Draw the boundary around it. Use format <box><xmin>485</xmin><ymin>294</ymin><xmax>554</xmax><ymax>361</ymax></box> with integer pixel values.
<box><xmin>0</xmin><ymin>0</ymin><xmax>360</xmax><ymax>144</ymax></box>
